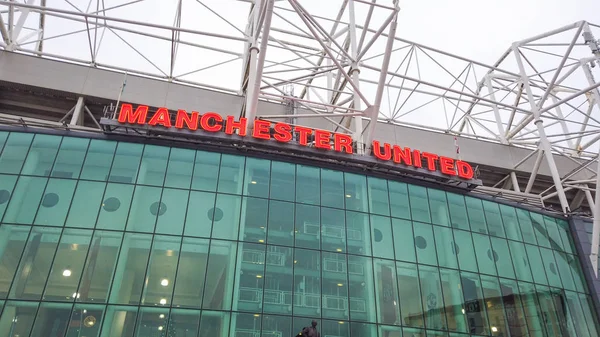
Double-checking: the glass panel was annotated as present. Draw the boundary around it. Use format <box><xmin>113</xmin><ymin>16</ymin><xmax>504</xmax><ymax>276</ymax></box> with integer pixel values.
<box><xmin>66</xmin><ymin>304</ymin><xmax>104</xmax><ymax>337</ymax></box>
<box><xmin>553</xmin><ymin>250</ymin><xmax>576</xmax><ymax>291</ymax></box>
<box><xmin>3</xmin><ymin>176</ymin><xmax>47</xmax><ymax>225</ymax></box>
<box><xmin>569</xmin><ymin>254</ymin><xmax>587</xmax><ymax>293</ymax></box>
<box><xmin>270</xmin><ymin>161</ymin><xmax>295</xmax><ymax>202</ymax></box>
<box><xmin>397</xmin><ymin>261</ymin><xmax>424</xmax><ymax>328</ymax></box>
<box><xmin>517</xmin><ymin>281</ymin><xmax>547</xmax><ymax>337</ymax></box>
<box><xmin>516</xmin><ymin>209</ymin><xmax>537</xmax><ymax>244</ymax></box>
<box><xmin>96</xmin><ymin>183</ymin><xmax>134</xmax><ymax>231</ymax></box>
<box><xmin>9</xmin><ymin>226</ymin><xmax>61</xmax><ymax>300</ymax></box>
<box><xmin>108</xmin><ymin>142</ymin><xmax>143</xmax><ymax>183</ymax></box>
<box><xmin>141</xmin><ymin>235</ymin><xmax>180</xmax><ymax>306</ymax></box>
<box><xmin>293</xmin><ymin>248</ymin><xmax>320</xmax><ymax>318</ymax></box>
<box><xmin>439</xmin><ymin>268</ymin><xmax>467</xmax><ymax>333</ymax></box>
<box><xmin>535</xmin><ymin>284</ymin><xmax>567</xmax><ymax>337</ymax></box>
<box><xmin>65</xmin><ymin>181</ymin><xmax>105</xmax><ymax>228</ymax></box>
<box><xmin>479</xmin><ymin>275</ymin><xmax>509</xmax><ymax>337</ymax></box>
<box><xmin>351</xmin><ymin>322</ymin><xmax>378</xmax><ymax>337</ymax></box>
<box><xmin>79</xmin><ymin>139</ymin><xmax>117</xmax><ymax>181</ymax></box>
<box><xmin>0</xmin><ymin>131</ymin><xmax>7</xmax><ymax>151</ymax></box>
<box><xmin>0</xmin><ymin>133</ymin><xmax>33</xmax><ymax>174</ymax></box>
<box><xmin>371</xmin><ymin>215</ymin><xmax>394</xmax><ymax>259</ymax></box>
<box><xmin>167</xmin><ymin>309</ymin><xmax>201</xmax><ymax>336</ymax></box>
<box><xmin>490</xmin><ymin>237</ymin><xmax>515</xmax><ymax>279</ymax></box>
<box><xmin>296</xmin><ymin>204</ymin><xmax>320</xmax><ymax>249</ymax></box>
<box><xmin>418</xmin><ymin>265</ymin><xmax>447</xmax><ymax>330</ymax></box>
<box><xmin>211</xmin><ymin>194</ymin><xmax>242</xmax><ymax>240</ymax></box>
<box><xmin>525</xmin><ymin>244</ymin><xmax>548</xmax><ymax>285</ymax></box>
<box><xmin>446</xmin><ymin>193</ymin><xmax>469</xmax><ymax>230</ymax></box>
<box><xmin>296</xmin><ymin>165</ymin><xmax>320</xmax><ymax>205</ymax></box>
<box><xmin>0</xmin><ymin>174</ymin><xmax>18</xmax><ymax>223</ymax></box>
<box><xmin>203</xmin><ymin>240</ymin><xmax>238</xmax><ymax>311</ymax></box>
<box><xmin>51</xmin><ymin>136</ymin><xmax>89</xmax><ymax>179</ymax></box>
<box><xmin>77</xmin><ymin>230</ymin><xmax>123</xmax><ymax>303</ymax></box>
<box><xmin>184</xmin><ymin>191</ymin><xmax>216</xmax><ymax>238</ymax></box>
<box><xmin>262</xmin><ymin>315</ymin><xmax>292</xmax><ymax>337</ymax></box>
<box><xmin>465</xmin><ymin>197</ymin><xmax>487</xmax><ymax>234</ymax></box>
<box><xmin>0</xmin><ymin>225</ymin><xmax>29</xmax><ymax>298</ymax></box>
<box><xmin>434</xmin><ymin>226</ymin><xmax>458</xmax><ymax>269</ymax></box>
<box><xmin>231</xmin><ymin>312</ymin><xmax>262</xmax><ymax>337</ymax></box>
<box><xmin>543</xmin><ymin>216</ymin><xmax>564</xmax><ymax>251</ymax></box>
<box><xmin>322</xmin><ymin>319</ymin><xmax>350</xmax><ymax>337</ymax></box>
<box><xmin>136</xmin><ymin>144</ymin><xmax>169</xmax><ymax>186</ymax></box>
<box><xmin>374</xmin><ymin>259</ymin><xmax>400</xmax><ymax>326</ymax></box>
<box><xmin>429</xmin><ymin>189</ymin><xmax>450</xmax><ymax>226</ymax></box>
<box><xmin>482</xmin><ymin>200</ymin><xmax>505</xmax><ymax>237</ymax></box>
<box><xmin>460</xmin><ymin>272</ymin><xmax>490</xmax><ymax>336</ymax></box>
<box><xmin>408</xmin><ymin>185</ymin><xmax>430</xmax><ymax>223</ymax></box>
<box><xmin>345</xmin><ymin>173</ymin><xmax>368</xmax><ymax>213</ymax></box>
<box><xmin>556</xmin><ymin>219</ymin><xmax>575</xmax><ymax>255</ymax></box>
<box><xmin>321</xmin><ymin>168</ymin><xmax>344</xmax><ymax>208</ymax></box>
<box><xmin>100</xmin><ymin>305</ymin><xmax>138</xmax><ymax>337</ymax></box>
<box><xmin>172</xmin><ymin>237</ymin><xmax>209</xmax><ymax>308</ymax></box>
<box><xmin>321</xmin><ymin>251</ymin><xmax>349</xmax><ymax>320</ymax></box>
<box><xmin>539</xmin><ymin>247</ymin><xmax>562</xmax><ymax>288</ymax></box>
<box><xmin>21</xmin><ymin>134</ymin><xmax>61</xmax><ymax>176</ymax></box>
<box><xmin>507</xmin><ymin>241</ymin><xmax>534</xmax><ymax>282</ymax></box>
<box><xmin>498</xmin><ymin>279</ymin><xmax>531</xmax><ymax>337</ymax></box>
<box><xmin>34</xmin><ymin>178</ymin><xmax>77</xmax><ymax>227</ymax></box>
<box><xmin>0</xmin><ymin>300</ymin><xmax>39</xmax><ymax>337</ymax></box>
<box><xmin>217</xmin><ymin>154</ymin><xmax>245</xmax><ymax>194</ymax></box>
<box><xmin>263</xmin><ymin>245</ymin><xmax>293</xmax><ymax>315</ymax></box>
<box><xmin>499</xmin><ymin>205</ymin><xmax>523</xmax><ymax>242</ymax></box>
<box><xmin>126</xmin><ymin>185</ymin><xmax>162</xmax><ymax>233</ymax></box>
<box><xmin>29</xmin><ymin>302</ymin><xmax>72</xmax><ymax>337</ymax></box>
<box><xmin>243</xmin><ymin>157</ymin><xmax>270</xmax><ymax>198</ymax></box>
<box><xmin>388</xmin><ymin>181</ymin><xmax>411</xmax><ymax>220</ymax></box>
<box><xmin>164</xmin><ymin>147</ymin><xmax>195</xmax><ymax>189</ymax></box>
<box><xmin>530</xmin><ymin>213</ymin><xmax>550</xmax><ymax>248</ymax></box>
<box><xmin>236</xmin><ymin>243</ymin><xmax>265</xmax><ymax>312</ymax></box>
<box><xmin>452</xmin><ymin>229</ymin><xmax>478</xmax><ymax>273</ymax></box>
<box><xmin>392</xmin><ymin>218</ymin><xmax>416</xmax><ymax>263</ymax></box>
<box><xmin>346</xmin><ymin>211</ymin><xmax>371</xmax><ymax>256</ymax></box>
<box><xmin>472</xmin><ymin>233</ymin><xmax>496</xmax><ymax>275</ymax></box>
<box><xmin>43</xmin><ymin>228</ymin><xmax>92</xmax><ymax>301</ymax></box>
<box><xmin>239</xmin><ymin>197</ymin><xmax>268</xmax><ymax>243</ymax></box>
<box><xmin>108</xmin><ymin>233</ymin><xmax>152</xmax><ymax>305</ymax></box>
<box><xmin>192</xmin><ymin>150</ymin><xmax>221</xmax><ymax>192</ymax></box>
<box><xmin>348</xmin><ymin>255</ymin><xmax>376</xmax><ymax>323</ymax></box>
<box><xmin>321</xmin><ymin>207</ymin><xmax>346</xmax><ymax>253</ymax></box>
<box><xmin>579</xmin><ymin>294</ymin><xmax>600</xmax><ymax>337</ymax></box>
<box><xmin>199</xmin><ymin>311</ymin><xmax>230</xmax><ymax>336</ymax></box>
<box><xmin>564</xmin><ymin>291</ymin><xmax>591</xmax><ymax>337</ymax></box>
<box><xmin>267</xmin><ymin>200</ymin><xmax>294</xmax><ymax>246</ymax></box>
<box><xmin>368</xmin><ymin>177</ymin><xmax>390</xmax><ymax>216</ymax></box>
<box><xmin>413</xmin><ymin>222</ymin><xmax>437</xmax><ymax>266</ymax></box>
<box><xmin>155</xmin><ymin>188</ymin><xmax>188</xmax><ymax>235</ymax></box>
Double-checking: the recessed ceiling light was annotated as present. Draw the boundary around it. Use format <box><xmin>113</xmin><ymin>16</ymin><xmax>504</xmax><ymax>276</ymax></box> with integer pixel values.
<box><xmin>161</xmin><ymin>278</ymin><xmax>169</xmax><ymax>287</ymax></box>
<box><xmin>63</xmin><ymin>269</ymin><xmax>72</xmax><ymax>277</ymax></box>
<box><xmin>160</xmin><ymin>298</ymin><xmax>167</xmax><ymax>305</ymax></box>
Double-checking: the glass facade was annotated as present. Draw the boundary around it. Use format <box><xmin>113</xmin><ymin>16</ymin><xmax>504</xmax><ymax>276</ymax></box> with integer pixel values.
<box><xmin>0</xmin><ymin>130</ymin><xmax>598</xmax><ymax>337</ymax></box>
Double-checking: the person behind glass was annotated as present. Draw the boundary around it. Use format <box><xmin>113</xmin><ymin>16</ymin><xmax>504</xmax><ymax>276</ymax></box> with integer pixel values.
<box><xmin>295</xmin><ymin>320</ymin><xmax>320</xmax><ymax>337</ymax></box>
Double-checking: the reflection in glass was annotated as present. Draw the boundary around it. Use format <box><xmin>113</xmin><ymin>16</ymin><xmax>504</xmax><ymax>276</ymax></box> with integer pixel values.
<box><xmin>244</xmin><ymin>157</ymin><xmax>270</xmax><ymax>198</ymax></box>
<box><xmin>296</xmin><ymin>165</ymin><xmax>320</xmax><ymax>205</ymax></box>
<box><xmin>0</xmin><ymin>133</ymin><xmax>33</xmax><ymax>174</ymax></box>
<box><xmin>109</xmin><ymin>233</ymin><xmax>152</xmax><ymax>305</ymax></box>
<box><xmin>271</xmin><ymin>161</ymin><xmax>296</xmax><ymax>202</ymax></box>
<box><xmin>0</xmin><ymin>225</ymin><xmax>30</xmax><ymax>298</ymax></box>
<box><xmin>21</xmin><ymin>134</ymin><xmax>61</xmax><ymax>176</ymax></box>
<box><xmin>100</xmin><ymin>305</ymin><xmax>138</xmax><ymax>337</ymax></box>
<box><xmin>192</xmin><ymin>150</ymin><xmax>221</xmax><ymax>192</ymax></box>
<box><xmin>134</xmin><ymin>307</ymin><xmax>169</xmax><ymax>337</ymax></box>
<box><xmin>80</xmin><ymin>139</ymin><xmax>117</xmax><ymax>181</ymax></box>
<box><xmin>77</xmin><ymin>231</ymin><xmax>123</xmax><ymax>303</ymax></box>
<box><xmin>203</xmin><ymin>240</ymin><xmax>238</xmax><ymax>310</ymax></box>
<box><xmin>108</xmin><ymin>142</ymin><xmax>143</xmax><ymax>183</ymax></box>
<box><xmin>0</xmin><ymin>300</ymin><xmax>39</xmax><ymax>337</ymax></box>
<box><xmin>164</xmin><ymin>147</ymin><xmax>195</xmax><ymax>189</ymax></box>
<box><xmin>3</xmin><ymin>176</ymin><xmax>47</xmax><ymax>224</ymax></box>
<box><xmin>218</xmin><ymin>154</ymin><xmax>245</xmax><ymax>195</ymax></box>
<box><xmin>141</xmin><ymin>235</ymin><xmax>180</xmax><ymax>306</ymax></box>
<box><xmin>29</xmin><ymin>302</ymin><xmax>72</xmax><ymax>337</ymax></box>
<box><xmin>321</xmin><ymin>168</ymin><xmax>344</xmax><ymax>208</ymax></box>
<box><xmin>293</xmin><ymin>248</ymin><xmax>321</xmax><ymax>318</ymax></box>
<box><xmin>65</xmin><ymin>304</ymin><xmax>104</xmax><ymax>337</ymax></box>
<box><xmin>65</xmin><ymin>180</ymin><xmax>105</xmax><ymax>228</ymax></box>
<box><xmin>172</xmin><ymin>238</ymin><xmax>209</xmax><ymax>308</ymax></box>
<box><xmin>136</xmin><ymin>144</ymin><xmax>169</xmax><ymax>186</ymax></box>
<box><xmin>155</xmin><ymin>188</ymin><xmax>188</xmax><ymax>235</ymax></box>
<box><xmin>321</xmin><ymin>251</ymin><xmax>349</xmax><ymax>320</ymax></box>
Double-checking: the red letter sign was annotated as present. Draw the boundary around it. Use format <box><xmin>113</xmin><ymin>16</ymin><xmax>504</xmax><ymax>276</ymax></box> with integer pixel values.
<box><xmin>118</xmin><ymin>104</ymin><xmax>148</xmax><ymax>124</ymax></box>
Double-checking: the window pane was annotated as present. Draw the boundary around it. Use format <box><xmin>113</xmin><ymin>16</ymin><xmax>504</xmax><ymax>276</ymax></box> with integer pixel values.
<box><xmin>482</xmin><ymin>200</ymin><xmax>505</xmax><ymax>237</ymax></box>
<box><xmin>460</xmin><ymin>272</ymin><xmax>491</xmax><ymax>336</ymax></box>
<box><xmin>192</xmin><ymin>150</ymin><xmax>220</xmax><ymax>192</ymax></box>
<box><xmin>374</xmin><ymin>259</ymin><xmax>400</xmax><ymax>325</ymax></box>
<box><xmin>267</xmin><ymin>200</ymin><xmax>294</xmax><ymax>246</ymax></box>
<box><xmin>434</xmin><ymin>226</ymin><xmax>458</xmax><ymax>269</ymax></box>
<box><xmin>346</xmin><ymin>211</ymin><xmax>371</xmax><ymax>256</ymax></box>
<box><xmin>21</xmin><ymin>134</ymin><xmax>61</xmax><ymax>176</ymax></box>
<box><xmin>0</xmin><ymin>174</ymin><xmax>18</xmax><ymax>221</ymax></box>
<box><xmin>539</xmin><ymin>247</ymin><xmax>562</xmax><ymax>288</ymax></box>
<box><xmin>579</xmin><ymin>294</ymin><xmax>600</xmax><ymax>337</ymax></box>
<box><xmin>296</xmin><ymin>165</ymin><xmax>320</xmax><ymax>205</ymax></box>
<box><xmin>447</xmin><ymin>193</ymin><xmax>469</xmax><ymax>230</ymax></box>
<box><xmin>66</xmin><ymin>303</ymin><xmax>104</xmax><ymax>337</ymax></box>
<box><xmin>141</xmin><ymin>235</ymin><xmax>180</xmax><ymax>306</ymax></box>
<box><xmin>507</xmin><ymin>241</ymin><xmax>533</xmax><ymax>282</ymax></box>
<box><xmin>525</xmin><ymin>244</ymin><xmax>548</xmax><ymax>285</ymax></box>
<box><xmin>243</xmin><ymin>157</ymin><xmax>270</xmax><ymax>198</ymax></box>
<box><xmin>452</xmin><ymin>229</ymin><xmax>478</xmax><ymax>273</ymax></box>
<box><xmin>0</xmin><ymin>300</ymin><xmax>39</xmax><ymax>337</ymax></box>
<box><xmin>100</xmin><ymin>305</ymin><xmax>138</xmax><ymax>337</ymax></box>
<box><xmin>164</xmin><ymin>147</ymin><xmax>195</xmax><ymax>189</ymax></box>
<box><xmin>217</xmin><ymin>154</ymin><xmax>245</xmax><ymax>194</ymax></box>
<box><xmin>236</xmin><ymin>243</ymin><xmax>265</xmax><ymax>312</ymax></box>
<box><xmin>203</xmin><ymin>240</ymin><xmax>237</xmax><ymax>310</ymax></box>
<box><xmin>0</xmin><ymin>131</ymin><xmax>7</xmax><ymax>151</ymax></box>
<box><xmin>108</xmin><ymin>142</ymin><xmax>143</xmax><ymax>183</ymax></box>
<box><xmin>155</xmin><ymin>188</ymin><xmax>188</xmax><ymax>235</ymax></box>
<box><xmin>498</xmin><ymin>279</ymin><xmax>531</xmax><ymax>337</ymax></box>
<box><xmin>490</xmin><ymin>237</ymin><xmax>515</xmax><ymax>279</ymax></box>
<box><xmin>368</xmin><ymin>177</ymin><xmax>390</xmax><ymax>216</ymax></box>
<box><xmin>413</xmin><ymin>222</ymin><xmax>437</xmax><ymax>266</ymax></box>
<box><xmin>293</xmin><ymin>248</ymin><xmax>320</xmax><ymax>317</ymax></box>
<box><xmin>321</xmin><ymin>168</ymin><xmax>344</xmax><ymax>208</ymax></box>
<box><xmin>553</xmin><ymin>250</ymin><xmax>576</xmax><ymax>291</ymax></box>
<box><xmin>0</xmin><ymin>225</ymin><xmax>30</xmax><ymax>298</ymax></box>
<box><xmin>344</xmin><ymin>173</ymin><xmax>368</xmax><ymax>213</ymax></box>
<box><xmin>429</xmin><ymin>189</ymin><xmax>450</xmax><ymax>226</ymax></box>
<box><xmin>321</xmin><ymin>207</ymin><xmax>346</xmax><ymax>253</ymax></box>
<box><xmin>136</xmin><ymin>144</ymin><xmax>169</xmax><ymax>186</ymax></box>
<box><xmin>439</xmin><ymin>268</ymin><xmax>468</xmax><ymax>333</ymax></box>
<box><xmin>10</xmin><ymin>227</ymin><xmax>61</xmax><ymax>300</ymax></box>
<box><xmin>109</xmin><ymin>233</ymin><xmax>152</xmax><ymax>305</ymax></box>
<box><xmin>211</xmin><ymin>194</ymin><xmax>241</xmax><ymax>240</ymax></box>
<box><xmin>556</xmin><ymin>219</ymin><xmax>575</xmax><ymax>254</ymax></box>
<box><xmin>499</xmin><ymin>205</ymin><xmax>523</xmax><ymax>241</ymax></box>
<box><xmin>535</xmin><ymin>284</ymin><xmax>568</xmax><ymax>337</ymax></box>
<box><xmin>199</xmin><ymin>311</ymin><xmax>230</xmax><ymax>336</ymax></box>
<box><xmin>321</xmin><ymin>251</ymin><xmax>349</xmax><ymax>320</ymax></box>
<box><xmin>77</xmin><ymin>230</ymin><xmax>123</xmax><ymax>303</ymax></box>
<box><xmin>388</xmin><ymin>181</ymin><xmax>411</xmax><ymax>220</ymax></box>
<box><xmin>240</xmin><ymin>197</ymin><xmax>268</xmax><ymax>243</ymax></box>
<box><xmin>80</xmin><ymin>139</ymin><xmax>116</xmax><ymax>181</ymax></box>
<box><xmin>96</xmin><ymin>183</ymin><xmax>134</xmax><ymax>231</ymax></box>
<box><xmin>543</xmin><ymin>216</ymin><xmax>564</xmax><ymax>251</ymax></box>
<box><xmin>530</xmin><ymin>213</ymin><xmax>550</xmax><ymax>248</ymax></box>
<box><xmin>51</xmin><ymin>136</ymin><xmax>89</xmax><ymax>179</ymax></box>
<box><xmin>184</xmin><ymin>191</ymin><xmax>216</xmax><ymax>238</ymax></box>
<box><xmin>392</xmin><ymin>218</ymin><xmax>416</xmax><ymax>263</ymax></box>
<box><xmin>167</xmin><ymin>309</ymin><xmax>201</xmax><ymax>336</ymax></box>
<box><xmin>126</xmin><ymin>185</ymin><xmax>161</xmax><ymax>233</ymax></box>
<box><xmin>3</xmin><ymin>176</ymin><xmax>47</xmax><ymax>224</ymax></box>
<box><xmin>516</xmin><ymin>209</ymin><xmax>537</xmax><ymax>244</ymax></box>
<box><xmin>34</xmin><ymin>178</ymin><xmax>77</xmax><ymax>227</ymax></box>
<box><xmin>408</xmin><ymin>185</ymin><xmax>430</xmax><ymax>223</ymax></box>
<box><xmin>263</xmin><ymin>245</ymin><xmax>293</xmax><ymax>314</ymax></box>
<box><xmin>270</xmin><ymin>161</ymin><xmax>295</xmax><ymax>202</ymax></box>
<box><xmin>348</xmin><ymin>255</ymin><xmax>376</xmax><ymax>322</ymax></box>
<box><xmin>172</xmin><ymin>237</ymin><xmax>209</xmax><ymax>308</ymax></box>
<box><xmin>564</xmin><ymin>291</ymin><xmax>591</xmax><ymax>337</ymax></box>
<box><xmin>517</xmin><ymin>281</ymin><xmax>547</xmax><ymax>337</ymax></box>
<box><xmin>30</xmin><ymin>302</ymin><xmax>72</xmax><ymax>337</ymax></box>
<box><xmin>465</xmin><ymin>197</ymin><xmax>487</xmax><ymax>234</ymax></box>
<box><xmin>65</xmin><ymin>181</ymin><xmax>105</xmax><ymax>228</ymax></box>
<box><xmin>418</xmin><ymin>265</ymin><xmax>447</xmax><ymax>330</ymax></box>
<box><xmin>43</xmin><ymin>228</ymin><xmax>92</xmax><ymax>301</ymax></box>
<box><xmin>397</xmin><ymin>261</ymin><xmax>424</xmax><ymax>328</ymax></box>
<box><xmin>0</xmin><ymin>133</ymin><xmax>33</xmax><ymax>174</ymax></box>
<box><xmin>296</xmin><ymin>204</ymin><xmax>320</xmax><ymax>249</ymax></box>
<box><xmin>472</xmin><ymin>233</ymin><xmax>496</xmax><ymax>275</ymax></box>
<box><xmin>479</xmin><ymin>275</ymin><xmax>510</xmax><ymax>336</ymax></box>
<box><xmin>371</xmin><ymin>215</ymin><xmax>393</xmax><ymax>259</ymax></box>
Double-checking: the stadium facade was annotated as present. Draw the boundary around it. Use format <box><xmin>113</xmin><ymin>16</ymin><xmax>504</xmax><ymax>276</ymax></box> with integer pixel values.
<box><xmin>1</xmin><ymin>2</ymin><xmax>600</xmax><ymax>337</ymax></box>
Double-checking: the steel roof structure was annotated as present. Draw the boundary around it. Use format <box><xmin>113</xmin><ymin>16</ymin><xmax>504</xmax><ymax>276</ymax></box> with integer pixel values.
<box><xmin>1</xmin><ymin>0</ymin><xmax>600</xmax><ymax>271</ymax></box>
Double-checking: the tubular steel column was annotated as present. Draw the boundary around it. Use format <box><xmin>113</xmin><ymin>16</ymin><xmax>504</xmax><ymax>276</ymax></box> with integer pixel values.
<box><xmin>348</xmin><ymin>0</ymin><xmax>364</xmax><ymax>153</ymax></box>
<box><xmin>512</xmin><ymin>44</ymin><xmax>570</xmax><ymax>213</ymax></box>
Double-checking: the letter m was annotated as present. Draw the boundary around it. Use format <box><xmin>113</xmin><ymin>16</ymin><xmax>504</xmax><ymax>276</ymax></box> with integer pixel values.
<box><xmin>118</xmin><ymin>104</ymin><xmax>148</xmax><ymax>124</ymax></box>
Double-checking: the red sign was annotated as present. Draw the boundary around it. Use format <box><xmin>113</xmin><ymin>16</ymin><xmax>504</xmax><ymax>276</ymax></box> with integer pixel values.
<box><xmin>117</xmin><ymin>104</ymin><xmax>474</xmax><ymax>180</ymax></box>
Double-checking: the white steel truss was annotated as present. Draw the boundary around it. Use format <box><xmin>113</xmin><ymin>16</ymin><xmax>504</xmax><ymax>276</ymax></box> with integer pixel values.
<box><xmin>1</xmin><ymin>0</ymin><xmax>600</xmax><ymax>272</ymax></box>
